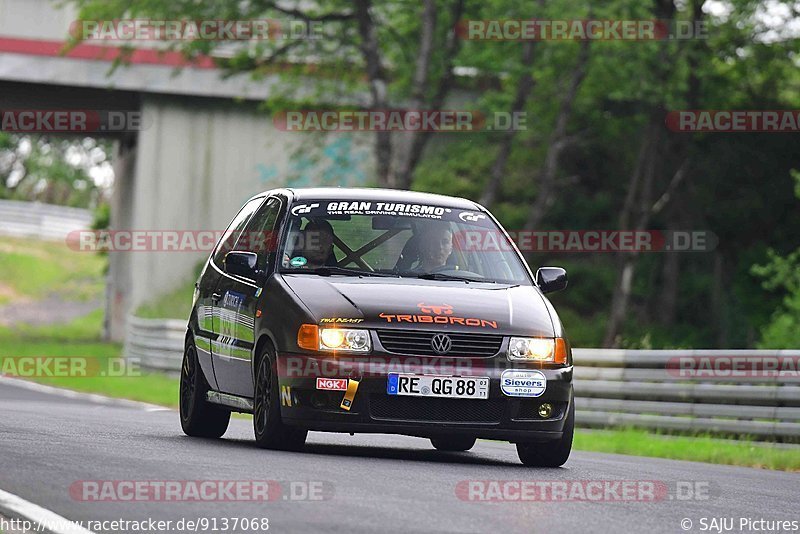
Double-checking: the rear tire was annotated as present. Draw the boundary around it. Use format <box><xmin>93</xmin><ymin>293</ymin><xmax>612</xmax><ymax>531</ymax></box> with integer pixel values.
<box><xmin>180</xmin><ymin>337</ymin><xmax>231</xmax><ymax>438</ymax></box>
<box><xmin>253</xmin><ymin>346</ymin><xmax>307</xmax><ymax>451</ymax></box>
<box><xmin>431</xmin><ymin>436</ymin><xmax>476</xmax><ymax>452</ymax></box>
<box><xmin>516</xmin><ymin>398</ymin><xmax>574</xmax><ymax>467</ymax></box>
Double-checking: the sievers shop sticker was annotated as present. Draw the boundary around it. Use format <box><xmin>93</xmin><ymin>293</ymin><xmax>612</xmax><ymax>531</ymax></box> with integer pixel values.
<box><xmin>500</xmin><ymin>369</ymin><xmax>547</xmax><ymax>397</ymax></box>
<box><xmin>316</xmin><ymin>378</ymin><xmax>348</xmax><ymax>391</ymax></box>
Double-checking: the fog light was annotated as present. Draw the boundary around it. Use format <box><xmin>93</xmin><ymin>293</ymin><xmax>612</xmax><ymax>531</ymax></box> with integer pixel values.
<box><xmin>538</xmin><ymin>403</ymin><xmax>553</xmax><ymax>418</ymax></box>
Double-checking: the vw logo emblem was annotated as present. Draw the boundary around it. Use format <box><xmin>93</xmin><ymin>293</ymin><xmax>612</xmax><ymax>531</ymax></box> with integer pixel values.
<box><xmin>431</xmin><ymin>334</ymin><xmax>452</xmax><ymax>355</ymax></box>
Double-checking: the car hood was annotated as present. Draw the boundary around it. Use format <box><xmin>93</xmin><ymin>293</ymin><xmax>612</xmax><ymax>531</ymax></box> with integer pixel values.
<box><xmin>281</xmin><ymin>275</ymin><xmax>555</xmax><ymax>337</ymax></box>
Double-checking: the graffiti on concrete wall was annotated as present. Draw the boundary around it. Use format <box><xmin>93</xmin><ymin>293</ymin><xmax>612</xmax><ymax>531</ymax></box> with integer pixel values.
<box><xmin>256</xmin><ymin>134</ymin><xmax>369</xmax><ymax>190</ymax></box>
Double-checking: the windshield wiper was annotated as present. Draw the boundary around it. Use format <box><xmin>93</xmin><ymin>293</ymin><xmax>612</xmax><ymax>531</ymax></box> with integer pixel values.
<box><xmin>289</xmin><ymin>266</ymin><xmax>397</xmax><ymax>277</ymax></box>
<box><xmin>415</xmin><ymin>272</ymin><xmax>492</xmax><ymax>283</ymax></box>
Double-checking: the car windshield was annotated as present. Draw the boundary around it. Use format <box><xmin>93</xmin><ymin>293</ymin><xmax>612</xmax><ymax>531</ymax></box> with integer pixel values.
<box><xmin>279</xmin><ymin>199</ymin><xmax>531</xmax><ymax>285</ymax></box>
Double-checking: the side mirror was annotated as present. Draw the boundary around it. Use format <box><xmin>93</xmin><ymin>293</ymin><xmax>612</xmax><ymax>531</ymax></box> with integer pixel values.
<box><xmin>536</xmin><ymin>267</ymin><xmax>567</xmax><ymax>294</ymax></box>
<box><xmin>224</xmin><ymin>251</ymin><xmax>259</xmax><ymax>279</ymax></box>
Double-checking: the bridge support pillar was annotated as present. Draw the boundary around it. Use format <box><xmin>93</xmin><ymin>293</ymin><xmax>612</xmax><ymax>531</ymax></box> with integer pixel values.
<box><xmin>105</xmin><ymin>135</ymin><xmax>137</xmax><ymax>342</ymax></box>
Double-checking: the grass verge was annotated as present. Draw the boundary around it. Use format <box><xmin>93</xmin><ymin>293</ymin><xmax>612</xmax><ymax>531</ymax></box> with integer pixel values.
<box><xmin>0</xmin><ymin>309</ymin><xmax>179</xmax><ymax>408</ymax></box>
<box><xmin>3</xmin><ymin>312</ymin><xmax>798</xmax><ymax>470</ymax></box>
<box><xmin>4</xmin><ymin>312</ymin><xmax>798</xmax><ymax>470</ymax></box>
<box><xmin>573</xmin><ymin>428</ymin><xmax>800</xmax><ymax>471</ymax></box>
<box><xmin>0</xmin><ymin>236</ymin><xmax>105</xmax><ymax>303</ymax></box>
<box><xmin>134</xmin><ymin>277</ymin><xmax>195</xmax><ymax>320</ymax></box>
<box><xmin>1</xmin><ymin>283</ymin><xmax>797</xmax><ymax>470</ymax></box>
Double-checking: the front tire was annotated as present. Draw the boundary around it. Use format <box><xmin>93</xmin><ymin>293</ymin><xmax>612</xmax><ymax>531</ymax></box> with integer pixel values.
<box><xmin>516</xmin><ymin>398</ymin><xmax>574</xmax><ymax>467</ymax></box>
<box><xmin>253</xmin><ymin>346</ymin><xmax>307</xmax><ymax>451</ymax></box>
<box><xmin>180</xmin><ymin>337</ymin><xmax>231</xmax><ymax>438</ymax></box>
<box><xmin>431</xmin><ymin>436</ymin><xmax>476</xmax><ymax>452</ymax></box>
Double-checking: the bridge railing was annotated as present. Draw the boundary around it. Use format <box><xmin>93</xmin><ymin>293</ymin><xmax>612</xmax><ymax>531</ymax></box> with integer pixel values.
<box><xmin>125</xmin><ymin>319</ymin><xmax>800</xmax><ymax>439</ymax></box>
<box><xmin>0</xmin><ymin>199</ymin><xmax>93</xmax><ymax>241</ymax></box>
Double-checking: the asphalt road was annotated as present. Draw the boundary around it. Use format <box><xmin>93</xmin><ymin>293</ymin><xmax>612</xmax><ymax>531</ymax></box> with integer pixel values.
<box><xmin>0</xmin><ymin>379</ymin><xmax>797</xmax><ymax>534</ymax></box>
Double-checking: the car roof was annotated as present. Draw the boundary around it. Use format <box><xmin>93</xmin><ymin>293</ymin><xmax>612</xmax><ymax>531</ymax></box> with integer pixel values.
<box><xmin>254</xmin><ymin>187</ymin><xmax>483</xmax><ymax>211</ymax></box>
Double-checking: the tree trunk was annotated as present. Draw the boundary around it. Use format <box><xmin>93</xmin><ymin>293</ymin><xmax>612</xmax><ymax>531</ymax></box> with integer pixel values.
<box><xmin>523</xmin><ymin>38</ymin><xmax>590</xmax><ymax>229</ymax></box>
<box><xmin>389</xmin><ymin>0</ymin><xmax>436</xmax><ymax>188</ymax></box>
<box><xmin>657</xmin><ymin>234</ymin><xmax>680</xmax><ymax>326</ymax></box>
<box><xmin>603</xmin><ymin>0</ymin><xmax>699</xmax><ymax>347</ymax></box>
<box><xmin>711</xmin><ymin>251</ymin><xmax>729</xmax><ymax>347</ymax></box>
<box><xmin>394</xmin><ymin>0</ymin><xmax>464</xmax><ymax>189</ymax></box>
<box><xmin>603</xmin><ymin>111</ymin><xmax>662</xmax><ymax>347</ymax></box>
<box><xmin>479</xmin><ymin>40</ymin><xmax>536</xmax><ymax>207</ymax></box>
<box><xmin>354</xmin><ymin>0</ymin><xmax>392</xmax><ymax>187</ymax></box>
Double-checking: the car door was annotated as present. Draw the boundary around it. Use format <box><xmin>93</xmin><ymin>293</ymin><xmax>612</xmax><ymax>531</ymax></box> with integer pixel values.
<box><xmin>212</xmin><ymin>196</ymin><xmax>283</xmax><ymax>396</ymax></box>
<box><xmin>204</xmin><ymin>196</ymin><xmax>265</xmax><ymax>391</ymax></box>
<box><xmin>196</xmin><ymin>196</ymin><xmax>264</xmax><ymax>390</ymax></box>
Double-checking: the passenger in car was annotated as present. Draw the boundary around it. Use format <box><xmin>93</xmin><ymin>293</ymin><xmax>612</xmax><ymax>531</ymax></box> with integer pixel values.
<box><xmin>283</xmin><ymin>218</ymin><xmax>337</xmax><ymax>269</ymax></box>
<box><xmin>415</xmin><ymin>223</ymin><xmax>454</xmax><ymax>272</ymax></box>
<box><xmin>300</xmin><ymin>219</ymin><xmax>337</xmax><ymax>268</ymax></box>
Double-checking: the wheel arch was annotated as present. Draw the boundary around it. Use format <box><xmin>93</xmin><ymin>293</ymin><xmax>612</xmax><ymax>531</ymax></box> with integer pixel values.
<box><xmin>252</xmin><ymin>331</ymin><xmax>279</xmax><ymax>382</ymax></box>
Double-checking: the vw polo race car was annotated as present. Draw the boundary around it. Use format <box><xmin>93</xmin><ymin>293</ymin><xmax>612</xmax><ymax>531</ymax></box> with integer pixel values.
<box><xmin>181</xmin><ymin>188</ymin><xmax>574</xmax><ymax>466</ymax></box>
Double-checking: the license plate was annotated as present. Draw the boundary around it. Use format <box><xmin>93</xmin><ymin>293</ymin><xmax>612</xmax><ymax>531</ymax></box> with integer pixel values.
<box><xmin>387</xmin><ymin>374</ymin><xmax>489</xmax><ymax>400</ymax></box>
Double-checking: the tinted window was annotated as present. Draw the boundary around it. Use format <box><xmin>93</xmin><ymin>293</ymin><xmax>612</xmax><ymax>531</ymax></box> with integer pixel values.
<box><xmin>279</xmin><ymin>200</ymin><xmax>531</xmax><ymax>285</ymax></box>
<box><xmin>237</xmin><ymin>197</ymin><xmax>282</xmax><ymax>271</ymax></box>
<box><xmin>212</xmin><ymin>197</ymin><xmax>264</xmax><ymax>268</ymax></box>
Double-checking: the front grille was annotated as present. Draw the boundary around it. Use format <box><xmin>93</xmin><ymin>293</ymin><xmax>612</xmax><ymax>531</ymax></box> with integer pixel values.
<box><xmin>369</xmin><ymin>394</ymin><xmax>504</xmax><ymax>423</ymax></box>
<box><xmin>377</xmin><ymin>330</ymin><xmax>503</xmax><ymax>357</ymax></box>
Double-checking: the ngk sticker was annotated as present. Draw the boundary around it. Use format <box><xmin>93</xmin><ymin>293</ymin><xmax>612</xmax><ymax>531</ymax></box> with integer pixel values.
<box><xmin>316</xmin><ymin>378</ymin><xmax>348</xmax><ymax>391</ymax></box>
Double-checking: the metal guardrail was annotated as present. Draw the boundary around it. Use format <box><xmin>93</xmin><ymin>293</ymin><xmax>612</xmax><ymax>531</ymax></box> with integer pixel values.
<box><xmin>573</xmin><ymin>349</ymin><xmax>800</xmax><ymax>440</ymax></box>
<box><xmin>126</xmin><ymin>320</ymin><xmax>800</xmax><ymax>439</ymax></box>
<box><xmin>0</xmin><ymin>199</ymin><xmax>93</xmax><ymax>241</ymax></box>
<box><xmin>125</xmin><ymin>316</ymin><xmax>186</xmax><ymax>375</ymax></box>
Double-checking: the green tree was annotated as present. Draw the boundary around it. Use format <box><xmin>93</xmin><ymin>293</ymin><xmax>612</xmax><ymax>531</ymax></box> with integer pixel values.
<box><xmin>65</xmin><ymin>0</ymin><xmax>800</xmax><ymax>349</ymax></box>
<box><xmin>752</xmin><ymin>170</ymin><xmax>800</xmax><ymax>348</ymax></box>
<box><xmin>0</xmin><ymin>136</ymin><xmax>111</xmax><ymax>208</ymax></box>
<box><xmin>69</xmin><ymin>0</ymin><xmax>479</xmax><ymax>188</ymax></box>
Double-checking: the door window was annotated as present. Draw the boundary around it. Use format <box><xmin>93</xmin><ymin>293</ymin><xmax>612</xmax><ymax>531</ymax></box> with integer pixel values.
<box><xmin>212</xmin><ymin>197</ymin><xmax>264</xmax><ymax>269</ymax></box>
<box><xmin>237</xmin><ymin>197</ymin><xmax>283</xmax><ymax>272</ymax></box>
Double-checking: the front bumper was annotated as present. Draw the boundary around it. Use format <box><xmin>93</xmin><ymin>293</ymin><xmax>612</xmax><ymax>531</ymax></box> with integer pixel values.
<box><xmin>276</xmin><ymin>352</ymin><xmax>573</xmax><ymax>442</ymax></box>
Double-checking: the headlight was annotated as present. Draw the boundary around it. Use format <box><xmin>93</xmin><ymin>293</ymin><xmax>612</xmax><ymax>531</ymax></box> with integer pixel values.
<box><xmin>320</xmin><ymin>328</ymin><xmax>370</xmax><ymax>352</ymax></box>
<box><xmin>507</xmin><ymin>337</ymin><xmax>567</xmax><ymax>364</ymax></box>
<box><xmin>297</xmin><ymin>324</ymin><xmax>371</xmax><ymax>353</ymax></box>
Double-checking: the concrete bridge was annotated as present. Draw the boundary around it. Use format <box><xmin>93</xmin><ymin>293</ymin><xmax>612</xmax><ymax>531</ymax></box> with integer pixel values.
<box><xmin>0</xmin><ymin>0</ymin><xmax>374</xmax><ymax>339</ymax></box>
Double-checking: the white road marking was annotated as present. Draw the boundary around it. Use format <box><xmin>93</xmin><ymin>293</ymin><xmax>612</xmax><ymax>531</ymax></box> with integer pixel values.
<box><xmin>0</xmin><ymin>376</ymin><xmax>171</xmax><ymax>412</ymax></box>
<box><xmin>0</xmin><ymin>487</ymin><xmax>95</xmax><ymax>534</ymax></box>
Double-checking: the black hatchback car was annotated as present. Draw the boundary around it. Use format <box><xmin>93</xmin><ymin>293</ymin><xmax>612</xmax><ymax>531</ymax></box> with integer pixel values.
<box><xmin>181</xmin><ymin>187</ymin><xmax>573</xmax><ymax>466</ymax></box>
